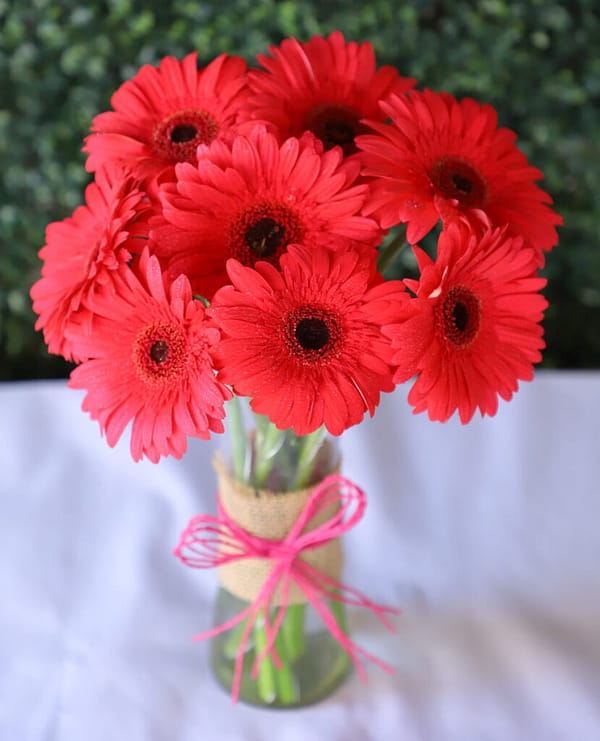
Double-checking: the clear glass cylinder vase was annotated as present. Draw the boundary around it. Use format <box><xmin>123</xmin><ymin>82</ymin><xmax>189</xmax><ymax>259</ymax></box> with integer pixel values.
<box><xmin>209</xmin><ymin>399</ymin><xmax>352</xmax><ymax>707</ymax></box>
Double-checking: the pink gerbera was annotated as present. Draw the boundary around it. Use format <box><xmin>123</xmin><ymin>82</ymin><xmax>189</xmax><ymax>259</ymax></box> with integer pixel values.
<box><xmin>208</xmin><ymin>243</ymin><xmax>415</xmax><ymax>436</ymax></box>
<box><xmin>246</xmin><ymin>31</ymin><xmax>415</xmax><ymax>157</ymax></box>
<box><xmin>152</xmin><ymin>124</ymin><xmax>383</xmax><ymax>300</ymax></box>
<box><xmin>30</xmin><ymin>167</ymin><xmax>152</xmax><ymax>362</ymax></box>
<box><xmin>67</xmin><ymin>250</ymin><xmax>231</xmax><ymax>462</ymax></box>
<box><xmin>385</xmin><ymin>224</ymin><xmax>548</xmax><ymax>423</ymax></box>
<box><xmin>357</xmin><ymin>89</ymin><xmax>562</xmax><ymax>265</ymax></box>
<box><xmin>83</xmin><ymin>52</ymin><xmax>253</xmax><ymax>187</ymax></box>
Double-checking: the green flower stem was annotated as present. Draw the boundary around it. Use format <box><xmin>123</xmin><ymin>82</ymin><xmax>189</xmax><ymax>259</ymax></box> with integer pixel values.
<box><xmin>253</xmin><ymin>411</ymin><xmax>270</xmax><ymax>445</ymax></box>
<box><xmin>223</xmin><ymin>616</ymin><xmax>252</xmax><ymax>660</ymax></box>
<box><xmin>251</xmin><ymin>610</ymin><xmax>298</xmax><ymax>705</ymax></box>
<box><xmin>254</xmin><ymin>612</ymin><xmax>277</xmax><ymax>704</ymax></box>
<box><xmin>282</xmin><ymin>429</ymin><xmax>329</xmax><ymax>668</ymax></box>
<box><xmin>275</xmin><ymin>430</ymin><xmax>329</xmax><ymax>674</ymax></box>
<box><xmin>272</xmin><ymin>622</ymin><xmax>298</xmax><ymax>704</ymax></box>
<box><xmin>253</xmin><ymin>423</ymin><xmax>285</xmax><ymax>488</ymax></box>
<box><xmin>227</xmin><ymin>395</ymin><xmax>247</xmax><ymax>482</ymax></box>
<box><xmin>233</xmin><ymin>412</ymin><xmax>331</xmax><ymax>703</ymax></box>
<box><xmin>281</xmin><ymin>603</ymin><xmax>306</xmax><ymax>662</ymax></box>
<box><xmin>376</xmin><ymin>230</ymin><xmax>409</xmax><ymax>275</ymax></box>
<box><xmin>292</xmin><ymin>426</ymin><xmax>327</xmax><ymax>490</ymax></box>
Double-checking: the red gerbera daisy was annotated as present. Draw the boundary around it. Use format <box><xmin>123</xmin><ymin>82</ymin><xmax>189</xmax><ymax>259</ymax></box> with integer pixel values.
<box><xmin>83</xmin><ymin>52</ymin><xmax>253</xmax><ymax>187</ymax></box>
<box><xmin>357</xmin><ymin>89</ymin><xmax>562</xmax><ymax>265</ymax></box>
<box><xmin>67</xmin><ymin>250</ymin><xmax>231</xmax><ymax>462</ymax></box>
<box><xmin>30</xmin><ymin>167</ymin><xmax>152</xmax><ymax>362</ymax></box>
<box><xmin>208</xmin><ymin>243</ymin><xmax>414</xmax><ymax>436</ymax></box>
<box><xmin>246</xmin><ymin>31</ymin><xmax>415</xmax><ymax>158</ymax></box>
<box><xmin>152</xmin><ymin>125</ymin><xmax>383</xmax><ymax>300</ymax></box>
<box><xmin>385</xmin><ymin>224</ymin><xmax>548</xmax><ymax>423</ymax></box>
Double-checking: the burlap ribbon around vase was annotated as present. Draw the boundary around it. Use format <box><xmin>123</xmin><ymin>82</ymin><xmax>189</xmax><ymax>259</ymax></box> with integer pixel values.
<box><xmin>212</xmin><ymin>451</ymin><xmax>343</xmax><ymax>606</ymax></box>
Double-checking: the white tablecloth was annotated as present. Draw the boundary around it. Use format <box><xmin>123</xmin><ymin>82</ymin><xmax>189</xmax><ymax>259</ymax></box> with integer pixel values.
<box><xmin>0</xmin><ymin>372</ymin><xmax>599</xmax><ymax>741</ymax></box>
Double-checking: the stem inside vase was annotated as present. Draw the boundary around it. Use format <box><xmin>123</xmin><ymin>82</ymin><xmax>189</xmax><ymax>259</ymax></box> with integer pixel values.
<box><xmin>212</xmin><ymin>400</ymin><xmax>350</xmax><ymax>706</ymax></box>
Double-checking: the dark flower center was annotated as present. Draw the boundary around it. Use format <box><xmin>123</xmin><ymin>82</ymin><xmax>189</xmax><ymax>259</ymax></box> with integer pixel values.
<box><xmin>451</xmin><ymin>172</ymin><xmax>473</xmax><ymax>194</ymax></box>
<box><xmin>283</xmin><ymin>306</ymin><xmax>342</xmax><ymax>365</ymax></box>
<box><xmin>170</xmin><ymin>124</ymin><xmax>198</xmax><ymax>143</ymax></box>
<box><xmin>303</xmin><ymin>104</ymin><xmax>365</xmax><ymax>157</ymax></box>
<box><xmin>430</xmin><ymin>156</ymin><xmax>488</xmax><ymax>208</ymax></box>
<box><xmin>440</xmin><ymin>286</ymin><xmax>481</xmax><ymax>347</ymax></box>
<box><xmin>245</xmin><ymin>217</ymin><xmax>285</xmax><ymax>258</ymax></box>
<box><xmin>153</xmin><ymin>109</ymin><xmax>219</xmax><ymax>164</ymax></box>
<box><xmin>452</xmin><ymin>302</ymin><xmax>469</xmax><ymax>332</ymax></box>
<box><xmin>134</xmin><ymin>323</ymin><xmax>187</xmax><ymax>384</ymax></box>
<box><xmin>228</xmin><ymin>202</ymin><xmax>303</xmax><ymax>267</ymax></box>
<box><xmin>150</xmin><ymin>340</ymin><xmax>169</xmax><ymax>363</ymax></box>
<box><xmin>295</xmin><ymin>317</ymin><xmax>330</xmax><ymax>351</ymax></box>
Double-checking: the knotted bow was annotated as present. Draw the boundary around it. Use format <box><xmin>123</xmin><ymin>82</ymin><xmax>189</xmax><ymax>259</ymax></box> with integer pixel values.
<box><xmin>174</xmin><ymin>473</ymin><xmax>399</xmax><ymax>703</ymax></box>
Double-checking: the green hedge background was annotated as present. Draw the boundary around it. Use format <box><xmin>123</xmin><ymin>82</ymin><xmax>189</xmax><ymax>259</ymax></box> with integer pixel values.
<box><xmin>1</xmin><ymin>0</ymin><xmax>598</xmax><ymax>380</ymax></box>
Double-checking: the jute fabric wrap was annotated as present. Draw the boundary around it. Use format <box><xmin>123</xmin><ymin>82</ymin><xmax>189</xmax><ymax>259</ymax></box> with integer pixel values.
<box><xmin>213</xmin><ymin>451</ymin><xmax>343</xmax><ymax>605</ymax></box>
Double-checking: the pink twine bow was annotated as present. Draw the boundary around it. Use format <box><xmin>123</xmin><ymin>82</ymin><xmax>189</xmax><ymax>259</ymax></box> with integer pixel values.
<box><xmin>174</xmin><ymin>474</ymin><xmax>400</xmax><ymax>703</ymax></box>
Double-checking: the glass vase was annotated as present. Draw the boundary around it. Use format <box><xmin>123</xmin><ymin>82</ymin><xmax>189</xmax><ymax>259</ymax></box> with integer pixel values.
<box><xmin>209</xmin><ymin>398</ymin><xmax>352</xmax><ymax>707</ymax></box>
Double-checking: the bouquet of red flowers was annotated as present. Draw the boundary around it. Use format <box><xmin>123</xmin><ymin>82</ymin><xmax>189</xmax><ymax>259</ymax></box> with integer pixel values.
<box><xmin>30</xmin><ymin>31</ymin><xmax>561</xmax><ymax>706</ymax></box>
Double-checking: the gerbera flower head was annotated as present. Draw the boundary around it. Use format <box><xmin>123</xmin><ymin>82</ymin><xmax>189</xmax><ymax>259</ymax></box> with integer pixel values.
<box><xmin>83</xmin><ymin>52</ymin><xmax>253</xmax><ymax>188</ymax></box>
<box><xmin>385</xmin><ymin>223</ymin><xmax>548</xmax><ymax>424</ymax></box>
<box><xmin>208</xmin><ymin>243</ymin><xmax>415</xmax><ymax>436</ymax></box>
<box><xmin>153</xmin><ymin>124</ymin><xmax>383</xmax><ymax>300</ymax></box>
<box><xmin>30</xmin><ymin>167</ymin><xmax>153</xmax><ymax>362</ymax></box>
<box><xmin>357</xmin><ymin>89</ymin><xmax>562</xmax><ymax>264</ymax></box>
<box><xmin>67</xmin><ymin>249</ymin><xmax>231</xmax><ymax>462</ymax></box>
<box><xmin>246</xmin><ymin>31</ymin><xmax>415</xmax><ymax>158</ymax></box>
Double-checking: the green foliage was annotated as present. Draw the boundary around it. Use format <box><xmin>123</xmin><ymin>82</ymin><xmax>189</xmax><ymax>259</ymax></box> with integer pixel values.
<box><xmin>1</xmin><ymin>0</ymin><xmax>598</xmax><ymax>378</ymax></box>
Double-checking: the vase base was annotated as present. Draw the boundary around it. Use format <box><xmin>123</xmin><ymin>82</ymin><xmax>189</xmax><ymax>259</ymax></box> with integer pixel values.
<box><xmin>210</xmin><ymin>588</ymin><xmax>352</xmax><ymax>708</ymax></box>
<box><xmin>211</xmin><ymin>629</ymin><xmax>353</xmax><ymax>708</ymax></box>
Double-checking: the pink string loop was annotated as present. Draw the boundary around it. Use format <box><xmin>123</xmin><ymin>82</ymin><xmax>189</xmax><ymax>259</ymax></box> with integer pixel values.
<box><xmin>174</xmin><ymin>473</ymin><xmax>400</xmax><ymax>703</ymax></box>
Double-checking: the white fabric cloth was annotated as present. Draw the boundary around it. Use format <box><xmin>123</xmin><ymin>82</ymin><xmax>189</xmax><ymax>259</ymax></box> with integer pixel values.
<box><xmin>0</xmin><ymin>372</ymin><xmax>599</xmax><ymax>741</ymax></box>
